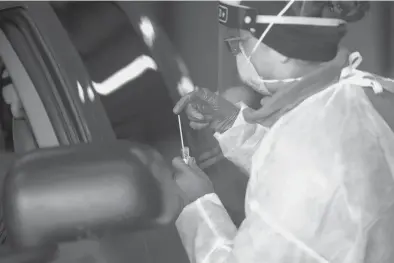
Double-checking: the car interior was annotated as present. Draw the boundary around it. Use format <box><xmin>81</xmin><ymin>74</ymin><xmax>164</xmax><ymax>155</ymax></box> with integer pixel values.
<box><xmin>0</xmin><ymin>68</ymin><xmax>36</xmax><ymax>154</ymax></box>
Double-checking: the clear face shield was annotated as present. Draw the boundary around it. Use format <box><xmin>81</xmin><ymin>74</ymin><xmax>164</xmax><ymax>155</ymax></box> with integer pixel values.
<box><xmin>218</xmin><ymin>1</ymin><xmax>346</xmax><ymax>100</ymax></box>
<box><xmin>218</xmin><ymin>1</ymin><xmax>296</xmax><ymax>97</ymax></box>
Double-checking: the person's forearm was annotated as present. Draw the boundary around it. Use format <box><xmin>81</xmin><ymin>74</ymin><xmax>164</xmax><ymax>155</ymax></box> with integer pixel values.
<box><xmin>175</xmin><ymin>193</ymin><xmax>237</xmax><ymax>263</ymax></box>
<box><xmin>214</xmin><ymin>103</ymin><xmax>269</xmax><ymax>175</ymax></box>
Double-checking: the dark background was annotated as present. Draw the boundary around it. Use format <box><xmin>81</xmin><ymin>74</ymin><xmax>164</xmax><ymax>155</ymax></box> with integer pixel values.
<box><xmin>154</xmin><ymin>2</ymin><xmax>394</xmax><ymax>93</ymax></box>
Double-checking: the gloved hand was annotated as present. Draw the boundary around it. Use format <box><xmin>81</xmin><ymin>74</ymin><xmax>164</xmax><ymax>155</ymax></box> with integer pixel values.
<box><xmin>173</xmin><ymin>87</ymin><xmax>240</xmax><ymax>134</ymax></box>
<box><xmin>130</xmin><ymin>145</ymin><xmax>184</xmax><ymax>224</ymax></box>
<box><xmin>172</xmin><ymin>157</ymin><xmax>214</xmax><ymax>207</ymax></box>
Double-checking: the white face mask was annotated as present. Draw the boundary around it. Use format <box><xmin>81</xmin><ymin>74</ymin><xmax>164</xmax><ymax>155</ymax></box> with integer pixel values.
<box><xmin>234</xmin><ymin>0</ymin><xmax>297</xmax><ymax>96</ymax></box>
<box><xmin>236</xmin><ymin>46</ymin><xmax>272</xmax><ymax>96</ymax></box>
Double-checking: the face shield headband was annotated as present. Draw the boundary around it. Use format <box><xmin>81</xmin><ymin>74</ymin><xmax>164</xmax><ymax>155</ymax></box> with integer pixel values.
<box><xmin>219</xmin><ymin>1</ymin><xmax>348</xmax><ymax>62</ymax></box>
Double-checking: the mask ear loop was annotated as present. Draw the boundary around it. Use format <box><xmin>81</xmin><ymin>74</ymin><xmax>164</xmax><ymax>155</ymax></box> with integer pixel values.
<box><xmin>241</xmin><ymin>0</ymin><xmax>303</xmax><ymax>86</ymax></box>
<box><xmin>247</xmin><ymin>0</ymin><xmax>296</xmax><ymax>60</ymax></box>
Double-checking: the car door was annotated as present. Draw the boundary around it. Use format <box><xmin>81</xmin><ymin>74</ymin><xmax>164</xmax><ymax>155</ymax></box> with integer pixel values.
<box><xmin>0</xmin><ymin>1</ymin><xmax>116</xmax><ymax>149</ymax></box>
<box><xmin>0</xmin><ymin>2</ymin><xmax>118</xmax><ymax>263</ymax></box>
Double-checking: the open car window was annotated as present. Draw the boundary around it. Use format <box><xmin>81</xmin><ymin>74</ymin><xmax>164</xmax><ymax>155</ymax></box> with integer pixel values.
<box><xmin>0</xmin><ymin>9</ymin><xmax>62</xmax><ymax>154</ymax></box>
<box><xmin>0</xmin><ymin>30</ymin><xmax>58</xmax><ymax>151</ymax></box>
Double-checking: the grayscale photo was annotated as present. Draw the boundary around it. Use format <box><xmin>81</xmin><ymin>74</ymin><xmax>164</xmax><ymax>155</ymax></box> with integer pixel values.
<box><xmin>0</xmin><ymin>1</ymin><xmax>393</xmax><ymax>263</ymax></box>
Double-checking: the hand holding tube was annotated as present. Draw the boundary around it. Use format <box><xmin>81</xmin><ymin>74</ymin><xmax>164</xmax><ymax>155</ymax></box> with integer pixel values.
<box><xmin>172</xmin><ymin>157</ymin><xmax>214</xmax><ymax>206</ymax></box>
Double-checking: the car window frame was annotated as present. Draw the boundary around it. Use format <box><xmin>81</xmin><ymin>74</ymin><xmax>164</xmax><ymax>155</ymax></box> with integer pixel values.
<box><xmin>0</xmin><ymin>3</ymin><xmax>116</xmax><ymax>146</ymax></box>
<box><xmin>0</xmin><ymin>28</ymin><xmax>59</xmax><ymax>149</ymax></box>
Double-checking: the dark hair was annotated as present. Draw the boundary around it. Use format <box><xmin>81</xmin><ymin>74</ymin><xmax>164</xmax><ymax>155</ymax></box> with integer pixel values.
<box><xmin>291</xmin><ymin>1</ymin><xmax>370</xmax><ymax>23</ymax></box>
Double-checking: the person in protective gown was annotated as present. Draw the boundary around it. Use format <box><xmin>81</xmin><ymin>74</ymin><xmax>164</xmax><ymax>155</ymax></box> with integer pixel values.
<box><xmin>170</xmin><ymin>1</ymin><xmax>394</xmax><ymax>262</ymax></box>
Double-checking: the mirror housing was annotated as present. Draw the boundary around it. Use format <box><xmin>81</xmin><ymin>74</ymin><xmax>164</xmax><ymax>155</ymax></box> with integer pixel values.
<box><xmin>0</xmin><ymin>244</ymin><xmax>58</xmax><ymax>263</ymax></box>
<box><xmin>2</xmin><ymin>140</ymin><xmax>170</xmax><ymax>248</ymax></box>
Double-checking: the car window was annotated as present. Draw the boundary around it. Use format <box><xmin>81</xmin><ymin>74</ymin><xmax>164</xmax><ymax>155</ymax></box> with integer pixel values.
<box><xmin>52</xmin><ymin>2</ymin><xmax>179</xmax><ymax>149</ymax></box>
<box><xmin>0</xmin><ymin>26</ymin><xmax>59</xmax><ymax>153</ymax></box>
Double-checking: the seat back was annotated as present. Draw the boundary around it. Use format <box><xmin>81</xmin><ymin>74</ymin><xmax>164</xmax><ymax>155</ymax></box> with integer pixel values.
<box><xmin>12</xmin><ymin>120</ymin><xmax>37</xmax><ymax>154</ymax></box>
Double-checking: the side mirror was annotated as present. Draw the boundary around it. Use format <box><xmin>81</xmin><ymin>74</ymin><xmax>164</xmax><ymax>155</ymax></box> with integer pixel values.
<box><xmin>2</xmin><ymin>140</ymin><xmax>180</xmax><ymax>249</ymax></box>
<box><xmin>0</xmin><ymin>245</ymin><xmax>58</xmax><ymax>263</ymax></box>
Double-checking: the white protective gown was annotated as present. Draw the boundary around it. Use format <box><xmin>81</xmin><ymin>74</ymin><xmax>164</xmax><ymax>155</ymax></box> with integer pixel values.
<box><xmin>175</xmin><ymin>51</ymin><xmax>394</xmax><ymax>263</ymax></box>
